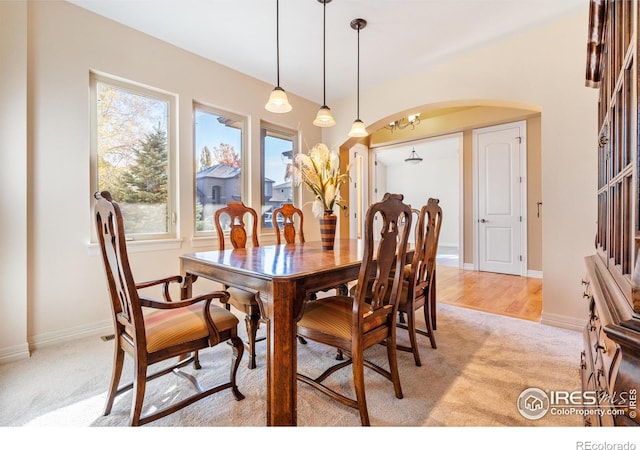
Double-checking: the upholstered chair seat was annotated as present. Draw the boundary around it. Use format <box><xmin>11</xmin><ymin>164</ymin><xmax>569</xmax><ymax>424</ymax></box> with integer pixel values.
<box><xmin>123</xmin><ymin>304</ymin><xmax>240</xmax><ymax>353</ymax></box>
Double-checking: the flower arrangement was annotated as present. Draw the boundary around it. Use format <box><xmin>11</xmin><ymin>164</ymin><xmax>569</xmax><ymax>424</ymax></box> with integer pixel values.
<box><xmin>286</xmin><ymin>143</ymin><xmax>349</xmax><ymax>218</ymax></box>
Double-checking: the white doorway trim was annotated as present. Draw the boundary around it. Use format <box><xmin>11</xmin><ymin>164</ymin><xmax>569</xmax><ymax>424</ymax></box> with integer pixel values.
<box><xmin>472</xmin><ymin>121</ymin><xmax>528</xmax><ymax>276</ymax></box>
<box><xmin>349</xmin><ymin>143</ymin><xmax>369</xmax><ymax>240</ymax></box>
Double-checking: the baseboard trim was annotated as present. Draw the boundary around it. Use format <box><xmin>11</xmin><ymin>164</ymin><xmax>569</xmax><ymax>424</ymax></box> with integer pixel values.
<box><xmin>540</xmin><ymin>312</ymin><xmax>586</xmax><ymax>332</ymax></box>
<box><xmin>0</xmin><ymin>343</ymin><xmax>30</xmax><ymax>365</ymax></box>
<box><xmin>0</xmin><ymin>319</ymin><xmax>113</xmax><ymax>363</ymax></box>
<box><xmin>463</xmin><ymin>263</ymin><xmax>474</xmax><ymax>270</ymax></box>
<box><xmin>31</xmin><ymin>319</ymin><xmax>113</xmax><ymax>350</ymax></box>
<box><xmin>527</xmin><ymin>270</ymin><xmax>543</xmax><ymax>279</ymax></box>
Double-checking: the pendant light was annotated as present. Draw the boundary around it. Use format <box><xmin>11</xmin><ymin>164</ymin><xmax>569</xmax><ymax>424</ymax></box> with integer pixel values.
<box><xmin>313</xmin><ymin>0</ymin><xmax>336</xmax><ymax>127</ymax></box>
<box><xmin>348</xmin><ymin>18</ymin><xmax>368</xmax><ymax>138</ymax></box>
<box><xmin>265</xmin><ymin>0</ymin><xmax>292</xmax><ymax>113</ymax></box>
<box><xmin>405</xmin><ymin>147</ymin><xmax>423</xmax><ymax>165</ymax></box>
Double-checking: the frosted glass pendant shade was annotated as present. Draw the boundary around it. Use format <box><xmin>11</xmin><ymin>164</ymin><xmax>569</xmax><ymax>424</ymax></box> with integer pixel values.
<box><xmin>348</xmin><ymin>119</ymin><xmax>368</xmax><ymax>137</ymax></box>
<box><xmin>265</xmin><ymin>87</ymin><xmax>292</xmax><ymax>113</ymax></box>
<box><xmin>313</xmin><ymin>105</ymin><xmax>336</xmax><ymax>127</ymax></box>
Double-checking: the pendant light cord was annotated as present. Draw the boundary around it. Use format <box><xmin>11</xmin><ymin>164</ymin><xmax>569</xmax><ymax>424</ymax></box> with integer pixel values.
<box><xmin>276</xmin><ymin>0</ymin><xmax>280</xmax><ymax>87</ymax></box>
<box><xmin>356</xmin><ymin>24</ymin><xmax>360</xmax><ymax>119</ymax></box>
<box><xmin>322</xmin><ymin>0</ymin><xmax>326</xmax><ymax>106</ymax></box>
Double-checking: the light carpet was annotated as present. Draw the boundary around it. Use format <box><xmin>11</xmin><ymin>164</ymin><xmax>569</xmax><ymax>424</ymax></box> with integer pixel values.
<box><xmin>0</xmin><ymin>303</ymin><xmax>586</xmax><ymax>428</ymax></box>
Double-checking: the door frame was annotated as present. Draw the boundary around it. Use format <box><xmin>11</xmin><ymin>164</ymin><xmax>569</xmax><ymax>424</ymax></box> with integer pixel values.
<box><xmin>472</xmin><ymin>120</ymin><xmax>528</xmax><ymax>276</ymax></box>
<box><xmin>349</xmin><ymin>143</ymin><xmax>369</xmax><ymax>240</ymax></box>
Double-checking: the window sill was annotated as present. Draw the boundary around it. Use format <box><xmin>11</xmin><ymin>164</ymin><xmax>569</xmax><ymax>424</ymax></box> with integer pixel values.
<box><xmin>87</xmin><ymin>238</ymin><xmax>183</xmax><ymax>256</ymax></box>
<box><xmin>190</xmin><ymin>236</ymin><xmax>219</xmax><ymax>249</ymax></box>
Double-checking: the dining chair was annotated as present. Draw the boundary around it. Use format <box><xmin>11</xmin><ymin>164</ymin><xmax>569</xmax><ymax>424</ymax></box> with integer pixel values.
<box><xmin>296</xmin><ymin>192</ymin><xmax>412</xmax><ymax>426</ymax></box>
<box><xmin>272</xmin><ymin>203</ymin><xmax>305</xmax><ymax>245</ymax></box>
<box><xmin>93</xmin><ymin>191</ymin><xmax>244</xmax><ymax>426</ymax></box>
<box><xmin>396</xmin><ymin>198</ymin><xmax>443</xmax><ymax>365</ymax></box>
<box><xmin>272</xmin><ymin>203</ymin><xmax>348</xmax><ymax>296</ymax></box>
<box><xmin>214</xmin><ymin>201</ymin><xmax>264</xmax><ymax>370</ymax></box>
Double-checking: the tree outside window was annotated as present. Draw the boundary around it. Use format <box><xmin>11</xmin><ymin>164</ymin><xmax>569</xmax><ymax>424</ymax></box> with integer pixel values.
<box><xmin>93</xmin><ymin>75</ymin><xmax>174</xmax><ymax>238</ymax></box>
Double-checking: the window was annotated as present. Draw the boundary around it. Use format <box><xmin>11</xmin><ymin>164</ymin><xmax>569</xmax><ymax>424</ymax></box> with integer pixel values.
<box><xmin>261</xmin><ymin>123</ymin><xmax>297</xmax><ymax>229</ymax></box>
<box><xmin>91</xmin><ymin>73</ymin><xmax>176</xmax><ymax>240</ymax></box>
<box><xmin>194</xmin><ymin>103</ymin><xmax>246</xmax><ymax>234</ymax></box>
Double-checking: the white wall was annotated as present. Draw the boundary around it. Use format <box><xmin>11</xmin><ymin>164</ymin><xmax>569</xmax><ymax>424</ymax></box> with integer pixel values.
<box><xmin>374</xmin><ymin>136</ymin><xmax>460</xmax><ymax>247</ymax></box>
<box><xmin>0</xmin><ymin>1</ymin><xmax>323</xmax><ymax>361</ymax></box>
<box><xmin>326</xmin><ymin>7</ymin><xmax>597</xmax><ymax>329</ymax></box>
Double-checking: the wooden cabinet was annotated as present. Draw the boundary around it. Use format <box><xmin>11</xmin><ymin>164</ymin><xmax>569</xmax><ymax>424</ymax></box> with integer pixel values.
<box><xmin>583</xmin><ymin>0</ymin><xmax>640</xmax><ymax>427</ymax></box>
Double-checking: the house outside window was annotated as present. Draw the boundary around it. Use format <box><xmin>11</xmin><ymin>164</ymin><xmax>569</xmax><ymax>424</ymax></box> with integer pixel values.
<box><xmin>91</xmin><ymin>73</ymin><xmax>176</xmax><ymax>240</ymax></box>
<box><xmin>261</xmin><ymin>123</ymin><xmax>297</xmax><ymax>229</ymax></box>
<box><xmin>194</xmin><ymin>103</ymin><xmax>246</xmax><ymax>234</ymax></box>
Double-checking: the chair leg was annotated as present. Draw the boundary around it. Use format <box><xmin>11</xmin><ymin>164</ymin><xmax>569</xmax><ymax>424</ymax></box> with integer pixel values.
<box><xmin>192</xmin><ymin>350</ymin><xmax>201</xmax><ymax>369</ymax></box>
<box><xmin>244</xmin><ymin>312</ymin><xmax>261</xmax><ymax>370</ymax></box>
<box><xmin>386</xmin><ymin>333</ymin><xmax>403</xmax><ymax>400</ymax></box>
<box><xmin>430</xmin><ymin>278</ymin><xmax>437</xmax><ymax>330</ymax></box>
<box><xmin>103</xmin><ymin>344</ymin><xmax>125</xmax><ymax>416</ymax></box>
<box><xmin>130</xmin><ymin>360</ymin><xmax>147</xmax><ymax>426</ymax></box>
<box><xmin>351</xmin><ymin>348</ymin><xmax>370</xmax><ymax>426</ymax></box>
<box><xmin>229</xmin><ymin>335</ymin><xmax>245</xmax><ymax>401</ymax></box>
<box><xmin>406</xmin><ymin>308</ymin><xmax>422</xmax><ymax>366</ymax></box>
<box><xmin>423</xmin><ymin>300</ymin><xmax>437</xmax><ymax>349</ymax></box>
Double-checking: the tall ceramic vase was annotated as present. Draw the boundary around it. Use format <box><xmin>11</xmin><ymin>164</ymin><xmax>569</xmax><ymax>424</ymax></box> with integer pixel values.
<box><xmin>319</xmin><ymin>211</ymin><xmax>337</xmax><ymax>251</ymax></box>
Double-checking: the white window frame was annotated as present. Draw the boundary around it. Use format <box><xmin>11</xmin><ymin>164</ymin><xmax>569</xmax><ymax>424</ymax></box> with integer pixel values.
<box><xmin>192</xmin><ymin>102</ymin><xmax>248</xmax><ymax>238</ymax></box>
<box><xmin>89</xmin><ymin>71</ymin><xmax>177</xmax><ymax>244</ymax></box>
<box><xmin>260</xmin><ymin>122</ymin><xmax>299</xmax><ymax>234</ymax></box>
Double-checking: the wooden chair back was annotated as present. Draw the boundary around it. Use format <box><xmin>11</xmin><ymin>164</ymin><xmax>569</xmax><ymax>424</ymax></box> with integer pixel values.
<box><xmin>410</xmin><ymin>198</ymin><xmax>443</xmax><ymax>307</ymax></box>
<box><xmin>94</xmin><ymin>190</ymin><xmax>146</xmax><ymax>345</ymax></box>
<box><xmin>352</xmin><ymin>193</ymin><xmax>413</xmax><ymax>330</ymax></box>
<box><xmin>214</xmin><ymin>201</ymin><xmax>259</xmax><ymax>250</ymax></box>
<box><xmin>272</xmin><ymin>203</ymin><xmax>305</xmax><ymax>244</ymax></box>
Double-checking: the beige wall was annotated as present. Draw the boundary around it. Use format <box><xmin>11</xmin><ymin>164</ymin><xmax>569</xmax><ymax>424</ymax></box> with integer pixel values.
<box><xmin>0</xmin><ymin>1</ymin><xmax>323</xmax><ymax>361</ymax></box>
<box><xmin>328</xmin><ymin>6</ymin><xmax>598</xmax><ymax>328</ymax></box>
<box><xmin>527</xmin><ymin>115</ymin><xmax>542</xmax><ymax>271</ymax></box>
<box><xmin>0</xmin><ymin>1</ymin><xmax>29</xmax><ymax>360</ymax></box>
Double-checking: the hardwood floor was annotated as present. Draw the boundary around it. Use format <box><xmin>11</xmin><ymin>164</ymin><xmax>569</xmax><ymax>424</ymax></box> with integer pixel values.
<box><xmin>435</xmin><ymin>265</ymin><xmax>542</xmax><ymax>322</ymax></box>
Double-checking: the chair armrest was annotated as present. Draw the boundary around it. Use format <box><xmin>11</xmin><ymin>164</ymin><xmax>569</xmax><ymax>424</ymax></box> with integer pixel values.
<box><xmin>136</xmin><ymin>275</ymin><xmax>183</xmax><ymax>302</ymax></box>
<box><xmin>139</xmin><ymin>291</ymin><xmax>230</xmax><ymax>309</ymax></box>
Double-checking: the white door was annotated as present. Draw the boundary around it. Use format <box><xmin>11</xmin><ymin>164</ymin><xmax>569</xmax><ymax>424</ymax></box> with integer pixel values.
<box><xmin>349</xmin><ymin>144</ymin><xmax>369</xmax><ymax>239</ymax></box>
<box><xmin>474</xmin><ymin>121</ymin><xmax>526</xmax><ymax>276</ymax></box>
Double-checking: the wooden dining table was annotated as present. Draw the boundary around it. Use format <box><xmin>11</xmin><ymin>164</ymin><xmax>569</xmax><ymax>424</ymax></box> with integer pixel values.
<box><xmin>179</xmin><ymin>238</ymin><xmax>386</xmax><ymax>426</ymax></box>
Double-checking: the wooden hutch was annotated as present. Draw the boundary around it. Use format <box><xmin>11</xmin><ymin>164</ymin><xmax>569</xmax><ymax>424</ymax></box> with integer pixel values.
<box><xmin>582</xmin><ymin>0</ymin><xmax>640</xmax><ymax>426</ymax></box>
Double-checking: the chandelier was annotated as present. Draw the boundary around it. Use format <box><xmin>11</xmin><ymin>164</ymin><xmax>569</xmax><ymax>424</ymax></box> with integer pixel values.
<box><xmin>385</xmin><ymin>114</ymin><xmax>421</xmax><ymax>132</ymax></box>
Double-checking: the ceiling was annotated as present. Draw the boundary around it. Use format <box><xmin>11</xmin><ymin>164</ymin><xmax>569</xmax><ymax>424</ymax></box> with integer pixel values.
<box><xmin>68</xmin><ymin>0</ymin><xmax>586</xmax><ymax>105</ymax></box>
